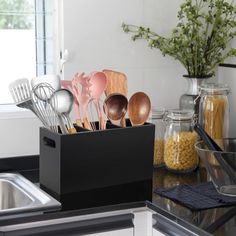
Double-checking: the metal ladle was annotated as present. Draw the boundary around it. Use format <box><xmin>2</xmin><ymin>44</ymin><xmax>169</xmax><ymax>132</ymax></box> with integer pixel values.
<box><xmin>104</xmin><ymin>93</ymin><xmax>128</xmax><ymax>127</ymax></box>
<box><xmin>128</xmin><ymin>92</ymin><xmax>151</xmax><ymax>126</ymax></box>
<box><xmin>50</xmin><ymin>89</ymin><xmax>77</xmax><ymax>134</ymax></box>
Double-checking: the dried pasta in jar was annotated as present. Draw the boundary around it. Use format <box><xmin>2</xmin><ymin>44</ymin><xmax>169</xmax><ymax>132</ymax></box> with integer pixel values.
<box><xmin>199</xmin><ymin>84</ymin><xmax>230</xmax><ymax>166</ymax></box>
<box><xmin>152</xmin><ymin>108</ymin><xmax>166</xmax><ymax>167</ymax></box>
<box><xmin>164</xmin><ymin>110</ymin><xmax>199</xmax><ymax>173</ymax></box>
<box><xmin>154</xmin><ymin>138</ymin><xmax>164</xmax><ymax>166</ymax></box>
<box><xmin>164</xmin><ymin>131</ymin><xmax>198</xmax><ymax>172</ymax></box>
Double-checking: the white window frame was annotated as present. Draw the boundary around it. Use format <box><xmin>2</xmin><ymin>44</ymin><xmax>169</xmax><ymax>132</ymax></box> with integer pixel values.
<box><xmin>0</xmin><ymin>0</ymin><xmax>62</xmax><ymax>120</ymax></box>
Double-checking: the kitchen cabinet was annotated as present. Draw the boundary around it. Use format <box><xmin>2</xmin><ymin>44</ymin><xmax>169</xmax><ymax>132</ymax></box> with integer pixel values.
<box><xmin>84</xmin><ymin>228</ymin><xmax>134</xmax><ymax>236</ymax></box>
<box><xmin>1</xmin><ymin>163</ymin><xmax>234</xmax><ymax>235</ymax></box>
<box><xmin>152</xmin><ymin>229</ymin><xmax>166</xmax><ymax>236</ymax></box>
<box><xmin>133</xmin><ymin>210</ymin><xmax>153</xmax><ymax>236</ymax></box>
<box><xmin>0</xmin><ymin>206</ymin><xmax>210</xmax><ymax>235</ymax></box>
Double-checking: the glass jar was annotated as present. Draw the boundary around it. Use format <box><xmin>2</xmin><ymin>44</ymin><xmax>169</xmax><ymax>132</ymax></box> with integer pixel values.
<box><xmin>151</xmin><ymin>108</ymin><xmax>166</xmax><ymax>167</ymax></box>
<box><xmin>199</xmin><ymin>83</ymin><xmax>229</xmax><ymax>140</ymax></box>
<box><xmin>199</xmin><ymin>84</ymin><xmax>230</xmax><ymax>166</ymax></box>
<box><xmin>164</xmin><ymin>110</ymin><xmax>199</xmax><ymax>173</ymax></box>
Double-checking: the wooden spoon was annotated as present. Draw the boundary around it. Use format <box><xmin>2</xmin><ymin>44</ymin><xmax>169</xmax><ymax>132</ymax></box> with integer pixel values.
<box><xmin>128</xmin><ymin>92</ymin><xmax>151</xmax><ymax>126</ymax></box>
<box><xmin>102</xmin><ymin>69</ymin><xmax>128</xmax><ymax>126</ymax></box>
<box><xmin>104</xmin><ymin>93</ymin><xmax>128</xmax><ymax>127</ymax></box>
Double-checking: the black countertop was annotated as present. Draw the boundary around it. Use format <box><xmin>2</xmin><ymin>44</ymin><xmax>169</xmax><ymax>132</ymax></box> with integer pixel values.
<box><xmin>16</xmin><ymin>167</ymin><xmax>236</xmax><ymax>235</ymax></box>
<box><xmin>0</xmin><ymin>156</ymin><xmax>235</xmax><ymax>235</ymax></box>
<box><xmin>152</xmin><ymin>167</ymin><xmax>236</xmax><ymax>236</ymax></box>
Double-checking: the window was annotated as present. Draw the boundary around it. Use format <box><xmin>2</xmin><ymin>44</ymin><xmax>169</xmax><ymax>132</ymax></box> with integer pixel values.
<box><xmin>0</xmin><ymin>0</ymin><xmax>59</xmax><ymax>105</ymax></box>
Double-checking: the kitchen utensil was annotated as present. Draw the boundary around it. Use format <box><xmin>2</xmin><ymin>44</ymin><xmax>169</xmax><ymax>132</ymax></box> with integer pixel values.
<box><xmin>9</xmin><ymin>78</ymin><xmax>34</xmax><ymax>110</ymax></box>
<box><xmin>103</xmin><ymin>93</ymin><xmax>128</xmax><ymax>127</ymax></box>
<box><xmin>102</xmin><ymin>69</ymin><xmax>128</xmax><ymax>97</ymax></box>
<box><xmin>194</xmin><ymin>124</ymin><xmax>236</xmax><ymax>184</ymax></box>
<box><xmin>61</xmin><ymin>80</ymin><xmax>83</xmax><ymax>128</ymax></box>
<box><xmin>31</xmin><ymin>74</ymin><xmax>61</xmax><ymax>101</ymax></box>
<box><xmin>74</xmin><ymin>72</ymin><xmax>93</xmax><ymax>130</ymax></box>
<box><xmin>32</xmin><ymin>82</ymin><xmax>68</xmax><ymax>134</ymax></box>
<box><xmin>103</xmin><ymin>69</ymin><xmax>128</xmax><ymax>127</ymax></box>
<box><xmin>89</xmin><ymin>71</ymin><xmax>107</xmax><ymax>130</ymax></box>
<box><xmin>8</xmin><ymin>78</ymin><xmax>49</xmax><ymax>126</ymax></box>
<box><xmin>195</xmin><ymin>137</ymin><xmax>236</xmax><ymax>196</ymax></box>
<box><xmin>31</xmin><ymin>83</ymin><xmax>60</xmax><ymax>133</ymax></box>
<box><xmin>9</xmin><ymin>78</ymin><xmax>61</xmax><ymax>133</ymax></box>
<box><xmin>50</xmin><ymin>89</ymin><xmax>77</xmax><ymax>134</ymax></box>
<box><xmin>128</xmin><ymin>92</ymin><xmax>151</xmax><ymax>126</ymax></box>
<box><xmin>87</xmin><ymin>98</ymin><xmax>103</xmax><ymax>131</ymax></box>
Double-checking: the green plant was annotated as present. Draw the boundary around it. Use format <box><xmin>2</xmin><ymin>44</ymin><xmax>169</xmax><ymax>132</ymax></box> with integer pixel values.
<box><xmin>122</xmin><ymin>0</ymin><xmax>236</xmax><ymax>77</ymax></box>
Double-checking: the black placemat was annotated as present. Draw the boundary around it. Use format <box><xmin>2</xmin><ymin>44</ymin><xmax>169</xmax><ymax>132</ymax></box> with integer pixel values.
<box><xmin>154</xmin><ymin>182</ymin><xmax>236</xmax><ymax>211</ymax></box>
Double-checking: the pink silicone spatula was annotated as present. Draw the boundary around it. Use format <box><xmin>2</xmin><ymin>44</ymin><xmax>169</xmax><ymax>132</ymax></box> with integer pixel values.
<box><xmin>89</xmin><ymin>72</ymin><xmax>107</xmax><ymax>130</ymax></box>
<box><xmin>74</xmin><ymin>73</ymin><xmax>93</xmax><ymax>130</ymax></box>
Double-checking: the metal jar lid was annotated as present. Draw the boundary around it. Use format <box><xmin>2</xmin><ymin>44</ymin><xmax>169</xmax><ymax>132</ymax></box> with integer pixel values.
<box><xmin>199</xmin><ymin>83</ymin><xmax>230</xmax><ymax>95</ymax></box>
<box><xmin>167</xmin><ymin>109</ymin><xmax>194</xmax><ymax>121</ymax></box>
<box><xmin>151</xmin><ymin>108</ymin><xmax>165</xmax><ymax>119</ymax></box>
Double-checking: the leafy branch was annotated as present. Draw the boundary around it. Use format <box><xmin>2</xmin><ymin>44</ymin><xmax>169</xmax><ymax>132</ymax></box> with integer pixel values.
<box><xmin>122</xmin><ymin>0</ymin><xmax>236</xmax><ymax>77</ymax></box>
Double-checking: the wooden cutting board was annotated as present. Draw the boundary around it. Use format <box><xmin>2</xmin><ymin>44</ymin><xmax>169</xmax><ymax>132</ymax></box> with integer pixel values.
<box><xmin>102</xmin><ymin>69</ymin><xmax>128</xmax><ymax>97</ymax></box>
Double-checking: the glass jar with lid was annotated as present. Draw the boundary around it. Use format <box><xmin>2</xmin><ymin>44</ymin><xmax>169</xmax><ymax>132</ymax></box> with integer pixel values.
<box><xmin>199</xmin><ymin>83</ymin><xmax>229</xmax><ymax>140</ymax></box>
<box><xmin>199</xmin><ymin>83</ymin><xmax>230</xmax><ymax>166</ymax></box>
<box><xmin>164</xmin><ymin>110</ymin><xmax>199</xmax><ymax>173</ymax></box>
<box><xmin>151</xmin><ymin>108</ymin><xmax>166</xmax><ymax>167</ymax></box>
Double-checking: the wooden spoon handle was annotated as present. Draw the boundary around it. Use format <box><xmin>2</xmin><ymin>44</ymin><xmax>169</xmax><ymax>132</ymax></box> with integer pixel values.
<box><xmin>76</xmin><ymin>118</ymin><xmax>83</xmax><ymax>128</ymax></box>
<box><xmin>120</xmin><ymin>118</ymin><xmax>126</xmax><ymax>127</ymax></box>
<box><xmin>83</xmin><ymin>117</ymin><xmax>93</xmax><ymax>130</ymax></box>
<box><xmin>74</xmin><ymin>102</ymin><xmax>83</xmax><ymax>128</ymax></box>
<box><xmin>68</xmin><ymin>127</ymin><xmax>77</xmax><ymax>134</ymax></box>
<box><xmin>99</xmin><ymin>116</ymin><xmax>106</xmax><ymax>130</ymax></box>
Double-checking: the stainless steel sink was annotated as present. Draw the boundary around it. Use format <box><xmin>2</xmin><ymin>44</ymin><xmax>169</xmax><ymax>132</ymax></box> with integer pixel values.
<box><xmin>0</xmin><ymin>173</ymin><xmax>60</xmax><ymax>217</ymax></box>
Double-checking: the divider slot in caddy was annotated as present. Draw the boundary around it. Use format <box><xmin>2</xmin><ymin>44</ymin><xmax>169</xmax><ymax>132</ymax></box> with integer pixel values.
<box><xmin>39</xmin><ymin>120</ymin><xmax>155</xmax><ymax>196</ymax></box>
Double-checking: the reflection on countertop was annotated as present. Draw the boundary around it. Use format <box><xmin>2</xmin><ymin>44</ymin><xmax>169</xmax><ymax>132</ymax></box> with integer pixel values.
<box><xmin>19</xmin><ymin>167</ymin><xmax>236</xmax><ymax>235</ymax></box>
<box><xmin>43</xmin><ymin>179</ymin><xmax>153</xmax><ymax>212</ymax></box>
<box><xmin>152</xmin><ymin>167</ymin><xmax>236</xmax><ymax>236</ymax></box>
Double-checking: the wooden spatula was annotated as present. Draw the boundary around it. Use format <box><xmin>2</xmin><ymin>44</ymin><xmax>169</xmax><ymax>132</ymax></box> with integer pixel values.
<box><xmin>102</xmin><ymin>69</ymin><xmax>128</xmax><ymax>97</ymax></box>
<box><xmin>102</xmin><ymin>69</ymin><xmax>128</xmax><ymax>126</ymax></box>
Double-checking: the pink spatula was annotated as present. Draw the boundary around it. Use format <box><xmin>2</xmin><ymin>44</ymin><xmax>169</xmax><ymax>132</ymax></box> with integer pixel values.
<box><xmin>74</xmin><ymin>73</ymin><xmax>93</xmax><ymax>130</ymax></box>
<box><xmin>89</xmin><ymin>72</ymin><xmax>107</xmax><ymax>130</ymax></box>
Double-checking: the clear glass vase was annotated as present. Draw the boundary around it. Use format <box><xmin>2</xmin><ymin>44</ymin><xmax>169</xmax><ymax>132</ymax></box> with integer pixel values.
<box><xmin>179</xmin><ymin>75</ymin><xmax>211</xmax><ymax>121</ymax></box>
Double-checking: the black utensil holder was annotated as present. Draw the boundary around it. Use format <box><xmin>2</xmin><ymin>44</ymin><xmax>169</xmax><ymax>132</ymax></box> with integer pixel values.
<box><xmin>39</xmin><ymin>120</ymin><xmax>155</xmax><ymax>195</ymax></box>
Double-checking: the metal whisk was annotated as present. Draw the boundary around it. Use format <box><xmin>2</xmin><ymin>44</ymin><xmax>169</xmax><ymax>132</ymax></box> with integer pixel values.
<box><xmin>31</xmin><ymin>83</ymin><xmax>62</xmax><ymax>134</ymax></box>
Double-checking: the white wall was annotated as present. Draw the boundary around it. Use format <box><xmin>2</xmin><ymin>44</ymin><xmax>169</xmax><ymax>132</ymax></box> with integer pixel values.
<box><xmin>0</xmin><ymin>113</ymin><xmax>41</xmax><ymax>158</ymax></box>
<box><xmin>63</xmin><ymin>0</ymin><xmax>186</xmax><ymax>109</ymax></box>
<box><xmin>218</xmin><ymin>67</ymin><xmax>236</xmax><ymax>137</ymax></box>
<box><xmin>0</xmin><ymin>30</ymin><xmax>36</xmax><ymax>104</ymax></box>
